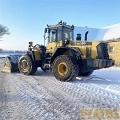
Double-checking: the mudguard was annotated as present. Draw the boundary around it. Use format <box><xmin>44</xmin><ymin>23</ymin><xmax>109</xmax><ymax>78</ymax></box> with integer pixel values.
<box><xmin>51</xmin><ymin>47</ymin><xmax>82</xmax><ymax>64</ymax></box>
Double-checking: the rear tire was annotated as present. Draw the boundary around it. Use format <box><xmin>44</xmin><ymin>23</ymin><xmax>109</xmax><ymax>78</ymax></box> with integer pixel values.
<box><xmin>78</xmin><ymin>70</ymin><xmax>93</xmax><ymax>77</ymax></box>
<box><xmin>53</xmin><ymin>55</ymin><xmax>79</xmax><ymax>82</ymax></box>
<box><xmin>18</xmin><ymin>55</ymin><xmax>37</xmax><ymax>75</ymax></box>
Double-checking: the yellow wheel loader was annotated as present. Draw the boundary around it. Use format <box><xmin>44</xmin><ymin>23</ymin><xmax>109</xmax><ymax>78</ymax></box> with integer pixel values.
<box><xmin>2</xmin><ymin>21</ymin><xmax>114</xmax><ymax>82</ymax></box>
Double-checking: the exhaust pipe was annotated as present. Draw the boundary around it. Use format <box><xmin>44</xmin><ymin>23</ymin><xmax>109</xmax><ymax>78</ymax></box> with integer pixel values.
<box><xmin>85</xmin><ymin>31</ymin><xmax>89</xmax><ymax>41</ymax></box>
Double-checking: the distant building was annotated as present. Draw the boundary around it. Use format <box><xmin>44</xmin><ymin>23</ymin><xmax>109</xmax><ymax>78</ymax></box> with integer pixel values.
<box><xmin>107</xmin><ymin>39</ymin><xmax>120</xmax><ymax>66</ymax></box>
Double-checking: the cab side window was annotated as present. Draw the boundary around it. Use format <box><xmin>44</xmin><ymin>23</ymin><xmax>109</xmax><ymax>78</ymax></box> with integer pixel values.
<box><xmin>58</xmin><ymin>30</ymin><xmax>62</xmax><ymax>41</ymax></box>
<box><xmin>50</xmin><ymin>30</ymin><xmax>56</xmax><ymax>42</ymax></box>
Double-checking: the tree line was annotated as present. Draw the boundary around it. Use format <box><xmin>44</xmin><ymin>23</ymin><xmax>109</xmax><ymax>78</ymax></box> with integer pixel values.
<box><xmin>0</xmin><ymin>49</ymin><xmax>26</xmax><ymax>53</ymax></box>
<box><xmin>0</xmin><ymin>24</ymin><xmax>10</xmax><ymax>38</ymax></box>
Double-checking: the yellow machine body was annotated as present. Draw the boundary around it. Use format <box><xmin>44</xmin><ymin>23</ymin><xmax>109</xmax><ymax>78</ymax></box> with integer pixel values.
<box><xmin>46</xmin><ymin>40</ymin><xmax>100</xmax><ymax>60</ymax></box>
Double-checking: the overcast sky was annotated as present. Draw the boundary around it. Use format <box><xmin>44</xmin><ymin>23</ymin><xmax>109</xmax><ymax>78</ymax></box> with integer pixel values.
<box><xmin>0</xmin><ymin>0</ymin><xmax>120</xmax><ymax>50</ymax></box>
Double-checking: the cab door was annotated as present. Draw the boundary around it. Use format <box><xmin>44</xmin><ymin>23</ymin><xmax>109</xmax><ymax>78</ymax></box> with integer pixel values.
<box><xmin>46</xmin><ymin>29</ymin><xmax>63</xmax><ymax>53</ymax></box>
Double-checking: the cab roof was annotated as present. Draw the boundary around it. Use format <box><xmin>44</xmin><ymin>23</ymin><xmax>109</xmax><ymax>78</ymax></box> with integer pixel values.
<box><xmin>47</xmin><ymin>20</ymin><xmax>74</xmax><ymax>30</ymax></box>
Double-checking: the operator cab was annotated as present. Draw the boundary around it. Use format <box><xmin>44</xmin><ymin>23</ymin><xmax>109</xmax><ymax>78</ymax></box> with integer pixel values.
<box><xmin>44</xmin><ymin>20</ymin><xmax>74</xmax><ymax>49</ymax></box>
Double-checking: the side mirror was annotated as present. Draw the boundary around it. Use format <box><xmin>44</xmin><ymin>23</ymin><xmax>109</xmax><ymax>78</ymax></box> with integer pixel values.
<box><xmin>48</xmin><ymin>28</ymin><xmax>50</xmax><ymax>33</ymax></box>
<box><xmin>44</xmin><ymin>28</ymin><xmax>47</xmax><ymax>33</ymax></box>
<box><xmin>71</xmin><ymin>25</ymin><xmax>74</xmax><ymax>30</ymax></box>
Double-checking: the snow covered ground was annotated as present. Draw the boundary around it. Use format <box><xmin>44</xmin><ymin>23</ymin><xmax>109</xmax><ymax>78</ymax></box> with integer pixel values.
<box><xmin>93</xmin><ymin>66</ymin><xmax>120</xmax><ymax>82</ymax></box>
<box><xmin>75</xmin><ymin>67</ymin><xmax>120</xmax><ymax>96</ymax></box>
<box><xmin>0</xmin><ymin>58</ymin><xmax>120</xmax><ymax>120</ymax></box>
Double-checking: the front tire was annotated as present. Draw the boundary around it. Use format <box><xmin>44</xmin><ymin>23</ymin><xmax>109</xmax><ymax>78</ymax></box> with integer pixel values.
<box><xmin>53</xmin><ymin>55</ymin><xmax>79</xmax><ymax>82</ymax></box>
<box><xmin>18</xmin><ymin>55</ymin><xmax>37</xmax><ymax>75</ymax></box>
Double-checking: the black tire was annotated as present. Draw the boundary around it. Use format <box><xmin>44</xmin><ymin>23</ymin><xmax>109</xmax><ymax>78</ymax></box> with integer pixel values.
<box><xmin>78</xmin><ymin>70</ymin><xmax>93</xmax><ymax>77</ymax></box>
<box><xmin>18</xmin><ymin>55</ymin><xmax>37</xmax><ymax>75</ymax></box>
<box><xmin>53</xmin><ymin>55</ymin><xmax>79</xmax><ymax>82</ymax></box>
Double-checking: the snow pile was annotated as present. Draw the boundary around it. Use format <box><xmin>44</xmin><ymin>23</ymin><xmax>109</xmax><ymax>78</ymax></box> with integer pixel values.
<box><xmin>96</xmin><ymin>23</ymin><xmax>120</xmax><ymax>40</ymax></box>
<box><xmin>75</xmin><ymin>23</ymin><xmax>120</xmax><ymax>41</ymax></box>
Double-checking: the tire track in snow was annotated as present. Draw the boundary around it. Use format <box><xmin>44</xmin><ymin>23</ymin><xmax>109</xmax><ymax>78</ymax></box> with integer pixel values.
<box><xmin>8</xmin><ymin>74</ymin><xmax>52</xmax><ymax>120</ymax></box>
<box><xmin>14</xmin><ymin>74</ymin><xmax>81</xmax><ymax>119</ymax></box>
<box><xmin>0</xmin><ymin>71</ymin><xmax>120</xmax><ymax>120</ymax></box>
<box><xmin>33</xmin><ymin>75</ymin><xmax>120</xmax><ymax>108</ymax></box>
<box><xmin>6</xmin><ymin>73</ymin><xmax>76</xmax><ymax>119</ymax></box>
<box><xmin>16</xmin><ymin>73</ymin><xmax>120</xmax><ymax>118</ymax></box>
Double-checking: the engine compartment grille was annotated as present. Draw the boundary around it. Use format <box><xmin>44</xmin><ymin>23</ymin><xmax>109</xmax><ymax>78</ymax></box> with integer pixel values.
<box><xmin>97</xmin><ymin>43</ymin><xmax>109</xmax><ymax>59</ymax></box>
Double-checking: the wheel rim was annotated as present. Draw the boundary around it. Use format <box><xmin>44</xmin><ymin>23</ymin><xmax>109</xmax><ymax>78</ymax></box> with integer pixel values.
<box><xmin>20</xmin><ymin>59</ymin><xmax>30</xmax><ymax>72</ymax></box>
<box><xmin>58</xmin><ymin>62</ymin><xmax>68</xmax><ymax>76</ymax></box>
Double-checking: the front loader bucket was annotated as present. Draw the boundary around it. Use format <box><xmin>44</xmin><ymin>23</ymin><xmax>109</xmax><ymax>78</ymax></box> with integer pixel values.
<box><xmin>1</xmin><ymin>55</ymin><xmax>21</xmax><ymax>73</ymax></box>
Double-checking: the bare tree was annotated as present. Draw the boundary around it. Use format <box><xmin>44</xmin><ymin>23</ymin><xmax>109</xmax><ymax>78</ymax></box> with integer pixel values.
<box><xmin>0</xmin><ymin>24</ymin><xmax>10</xmax><ymax>38</ymax></box>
